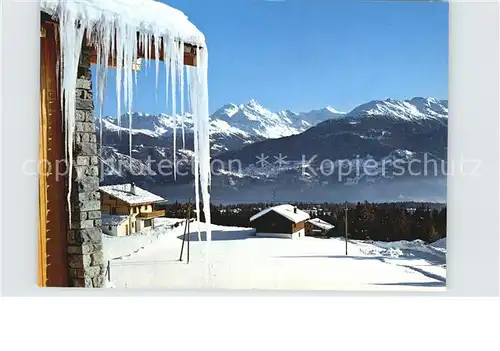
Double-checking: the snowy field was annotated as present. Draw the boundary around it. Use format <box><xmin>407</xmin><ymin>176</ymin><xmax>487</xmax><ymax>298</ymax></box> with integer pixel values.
<box><xmin>103</xmin><ymin>219</ymin><xmax>446</xmax><ymax>291</ymax></box>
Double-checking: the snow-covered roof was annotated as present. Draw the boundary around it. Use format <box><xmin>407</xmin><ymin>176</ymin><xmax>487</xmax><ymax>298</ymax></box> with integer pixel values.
<box><xmin>99</xmin><ymin>183</ymin><xmax>164</xmax><ymax>205</ymax></box>
<box><xmin>40</xmin><ymin>0</ymin><xmax>206</xmax><ymax>47</ymax></box>
<box><xmin>249</xmin><ymin>204</ymin><xmax>310</xmax><ymax>224</ymax></box>
<box><xmin>307</xmin><ymin>218</ymin><xmax>335</xmax><ymax>231</ymax></box>
<box><xmin>101</xmin><ymin>214</ymin><xmax>129</xmax><ymax>226</ymax></box>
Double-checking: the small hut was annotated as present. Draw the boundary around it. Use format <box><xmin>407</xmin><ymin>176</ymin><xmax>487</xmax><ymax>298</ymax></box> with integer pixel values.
<box><xmin>249</xmin><ymin>205</ymin><xmax>310</xmax><ymax>239</ymax></box>
<box><xmin>305</xmin><ymin>218</ymin><xmax>335</xmax><ymax>237</ymax></box>
<box><xmin>38</xmin><ymin>0</ymin><xmax>210</xmax><ymax>287</ymax></box>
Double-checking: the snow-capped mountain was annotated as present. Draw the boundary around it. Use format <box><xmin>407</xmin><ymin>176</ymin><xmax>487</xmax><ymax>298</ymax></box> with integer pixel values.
<box><xmin>99</xmin><ymin>99</ymin><xmax>340</xmax><ymax>140</ymax></box>
<box><xmin>99</xmin><ymin>112</ymin><xmax>260</xmax><ymax>153</ymax></box>
<box><xmin>208</xmin><ymin>97</ymin><xmax>449</xmax><ymax>203</ymax></box>
<box><xmin>298</xmin><ymin>106</ymin><xmax>347</xmax><ymax>125</ymax></box>
<box><xmin>347</xmin><ymin>97</ymin><xmax>448</xmax><ymax>121</ymax></box>
<box><xmin>100</xmin><ymin>112</ymin><xmax>253</xmax><ymax>139</ymax></box>
<box><xmin>98</xmin><ymin>96</ymin><xmax>448</xmax><ymax>203</ymax></box>
<box><xmin>97</xmin><ymin>99</ymin><xmax>339</xmax><ymax>154</ymax></box>
<box><xmin>210</xmin><ymin>99</ymin><xmax>344</xmax><ymax>139</ymax></box>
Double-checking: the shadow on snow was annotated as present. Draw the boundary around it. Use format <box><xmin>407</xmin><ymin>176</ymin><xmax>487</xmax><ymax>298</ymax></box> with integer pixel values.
<box><xmin>274</xmin><ymin>254</ymin><xmax>446</xmax><ymax>287</ymax></box>
<box><xmin>273</xmin><ymin>255</ymin><xmax>385</xmax><ymax>262</ymax></box>
<box><xmin>371</xmin><ymin>281</ymin><xmax>445</xmax><ymax>287</ymax></box>
<box><xmin>176</xmin><ymin>230</ymin><xmax>255</xmax><ymax>242</ymax></box>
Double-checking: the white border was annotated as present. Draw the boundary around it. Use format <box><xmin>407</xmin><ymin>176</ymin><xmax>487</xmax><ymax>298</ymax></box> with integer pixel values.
<box><xmin>1</xmin><ymin>0</ymin><xmax>499</xmax><ymax>297</ymax></box>
<box><xmin>1</xmin><ymin>297</ymin><xmax>500</xmax><ymax>350</ymax></box>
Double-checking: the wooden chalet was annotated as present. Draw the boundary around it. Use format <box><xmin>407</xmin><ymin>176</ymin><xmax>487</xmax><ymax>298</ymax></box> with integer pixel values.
<box><xmin>249</xmin><ymin>205</ymin><xmax>311</xmax><ymax>239</ymax></box>
<box><xmin>305</xmin><ymin>218</ymin><xmax>335</xmax><ymax>237</ymax></box>
<box><xmin>99</xmin><ymin>183</ymin><xmax>166</xmax><ymax>235</ymax></box>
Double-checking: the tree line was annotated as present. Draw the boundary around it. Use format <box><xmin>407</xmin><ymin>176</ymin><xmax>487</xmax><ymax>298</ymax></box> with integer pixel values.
<box><xmin>159</xmin><ymin>201</ymin><xmax>446</xmax><ymax>243</ymax></box>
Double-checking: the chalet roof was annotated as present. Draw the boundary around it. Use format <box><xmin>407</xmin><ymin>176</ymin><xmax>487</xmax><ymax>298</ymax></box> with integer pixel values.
<box><xmin>249</xmin><ymin>204</ymin><xmax>310</xmax><ymax>224</ymax></box>
<box><xmin>40</xmin><ymin>0</ymin><xmax>205</xmax><ymax>47</ymax></box>
<box><xmin>307</xmin><ymin>218</ymin><xmax>335</xmax><ymax>231</ymax></box>
<box><xmin>101</xmin><ymin>214</ymin><xmax>129</xmax><ymax>226</ymax></box>
<box><xmin>99</xmin><ymin>183</ymin><xmax>164</xmax><ymax>206</ymax></box>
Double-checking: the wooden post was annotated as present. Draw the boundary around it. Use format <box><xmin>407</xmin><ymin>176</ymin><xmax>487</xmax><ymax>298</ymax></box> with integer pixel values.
<box><xmin>187</xmin><ymin>206</ymin><xmax>191</xmax><ymax>264</ymax></box>
<box><xmin>179</xmin><ymin>217</ymin><xmax>188</xmax><ymax>261</ymax></box>
<box><xmin>344</xmin><ymin>202</ymin><xmax>348</xmax><ymax>256</ymax></box>
<box><xmin>179</xmin><ymin>200</ymin><xmax>192</xmax><ymax>262</ymax></box>
<box><xmin>107</xmin><ymin>260</ymin><xmax>111</xmax><ymax>282</ymax></box>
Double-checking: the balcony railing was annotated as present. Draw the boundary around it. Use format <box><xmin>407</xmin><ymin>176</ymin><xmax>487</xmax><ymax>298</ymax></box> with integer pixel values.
<box><xmin>136</xmin><ymin>210</ymin><xmax>166</xmax><ymax>219</ymax></box>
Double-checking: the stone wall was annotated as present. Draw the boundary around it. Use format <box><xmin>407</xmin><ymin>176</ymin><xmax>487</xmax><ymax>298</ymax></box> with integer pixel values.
<box><xmin>66</xmin><ymin>45</ymin><xmax>105</xmax><ymax>288</ymax></box>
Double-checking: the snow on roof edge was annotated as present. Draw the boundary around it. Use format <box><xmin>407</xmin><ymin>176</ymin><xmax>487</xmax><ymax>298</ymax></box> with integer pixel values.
<box><xmin>249</xmin><ymin>205</ymin><xmax>310</xmax><ymax>224</ymax></box>
<box><xmin>99</xmin><ymin>183</ymin><xmax>164</xmax><ymax>205</ymax></box>
<box><xmin>307</xmin><ymin>218</ymin><xmax>335</xmax><ymax>230</ymax></box>
<box><xmin>40</xmin><ymin>0</ymin><xmax>206</xmax><ymax>47</ymax></box>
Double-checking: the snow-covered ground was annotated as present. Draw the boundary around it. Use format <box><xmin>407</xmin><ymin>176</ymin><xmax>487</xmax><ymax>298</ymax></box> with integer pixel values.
<box><xmin>103</xmin><ymin>218</ymin><xmax>186</xmax><ymax>261</ymax></box>
<box><xmin>103</xmin><ymin>219</ymin><xmax>446</xmax><ymax>291</ymax></box>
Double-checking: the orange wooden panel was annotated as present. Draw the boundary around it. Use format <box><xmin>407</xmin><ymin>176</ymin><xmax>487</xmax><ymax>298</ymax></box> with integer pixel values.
<box><xmin>39</xmin><ymin>20</ymin><xmax>69</xmax><ymax>287</ymax></box>
<box><xmin>38</xmin><ymin>74</ymin><xmax>48</xmax><ymax>287</ymax></box>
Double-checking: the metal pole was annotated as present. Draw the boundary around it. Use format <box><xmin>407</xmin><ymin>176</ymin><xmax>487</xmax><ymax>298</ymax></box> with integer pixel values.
<box><xmin>344</xmin><ymin>202</ymin><xmax>348</xmax><ymax>256</ymax></box>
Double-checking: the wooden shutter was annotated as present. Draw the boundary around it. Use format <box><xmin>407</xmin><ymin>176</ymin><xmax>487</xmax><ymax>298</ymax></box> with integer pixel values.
<box><xmin>39</xmin><ymin>20</ymin><xmax>69</xmax><ymax>287</ymax></box>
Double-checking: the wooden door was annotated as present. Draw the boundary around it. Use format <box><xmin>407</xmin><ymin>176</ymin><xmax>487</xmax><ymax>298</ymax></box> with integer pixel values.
<box><xmin>39</xmin><ymin>20</ymin><xmax>69</xmax><ymax>287</ymax></box>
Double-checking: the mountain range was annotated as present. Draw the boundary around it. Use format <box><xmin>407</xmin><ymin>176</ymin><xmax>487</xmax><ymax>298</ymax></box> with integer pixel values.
<box><xmin>98</xmin><ymin>98</ymin><xmax>347</xmax><ymax>153</ymax></box>
<box><xmin>97</xmin><ymin>97</ymin><xmax>448</xmax><ymax>204</ymax></box>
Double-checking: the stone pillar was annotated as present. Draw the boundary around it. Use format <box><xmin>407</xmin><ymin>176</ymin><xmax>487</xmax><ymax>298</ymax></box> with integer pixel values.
<box><xmin>66</xmin><ymin>45</ymin><xmax>105</xmax><ymax>288</ymax></box>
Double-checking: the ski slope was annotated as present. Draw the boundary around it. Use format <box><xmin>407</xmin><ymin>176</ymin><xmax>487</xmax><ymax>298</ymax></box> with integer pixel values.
<box><xmin>104</xmin><ymin>219</ymin><xmax>446</xmax><ymax>291</ymax></box>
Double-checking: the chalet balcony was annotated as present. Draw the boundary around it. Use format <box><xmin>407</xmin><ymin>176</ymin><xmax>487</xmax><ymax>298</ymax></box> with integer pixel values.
<box><xmin>136</xmin><ymin>210</ymin><xmax>166</xmax><ymax>219</ymax></box>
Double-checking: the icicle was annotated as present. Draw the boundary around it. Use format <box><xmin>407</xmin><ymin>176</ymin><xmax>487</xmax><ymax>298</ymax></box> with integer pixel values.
<box><xmin>187</xmin><ymin>46</ymin><xmax>212</xmax><ymax>285</ymax></box>
<box><xmin>137</xmin><ymin>32</ymin><xmax>147</xmax><ymax>86</ymax></box>
<box><xmin>123</xmin><ymin>46</ymin><xmax>129</xmax><ymax>113</ymax></box>
<box><xmin>95</xmin><ymin>38</ymin><xmax>103</xmax><ymax>158</ymax></box>
<box><xmin>145</xmin><ymin>33</ymin><xmax>151</xmax><ymax>74</ymax></box>
<box><xmin>46</xmin><ymin>0</ymin><xmax>210</xmax><ymax>274</ymax></box>
<box><xmin>115</xmin><ymin>24</ymin><xmax>124</xmax><ymax>138</ymax></box>
<box><xmin>169</xmin><ymin>38</ymin><xmax>178</xmax><ymax>180</ymax></box>
<box><xmin>124</xmin><ymin>25</ymin><xmax>137</xmax><ymax>167</ymax></box>
<box><xmin>58</xmin><ymin>3</ymin><xmax>86</xmax><ymax>227</ymax></box>
<box><xmin>138</xmin><ymin>33</ymin><xmax>144</xmax><ymax>74</ymax></box>
<box><xmin>98</xmin><ymin>78</ymin><xmax>105</xmax><ymax>159</ymax></box>
<box><xmin>179</xmin><ymin>41</ymin><xmax>186</xmax><ymax>149</ymax></box>
<box><xmin>196</xmin><ymin>47</ymin><xmax>212</xmax><ymax>285</ymax></box>
<box><xmin>186</xmin><ymin>62</ymin><xmax>192</xmax><ymax>118</ymax></box>
<box><xmin>58</xmin><ymin>13</ymin><xmax>65</xmax><ymax>157</ymax></box>
<box><xmin>97</xmin><ymin>22</ymin><xmax>111</xmax><ymax>159</ymax></box>
<box><xmin>154</xmin><ymin>35</ymin><xmax>161</xmax><ymax>101</ymax></box>
<box><xmin>85</xmin><ymin>27</ymin><xmax>93</xmax><ymax>48</ymax></box>
<box><xmin>134</xmin><ymin>64</ymin><xmax>139</xmax><ymax>88</ymax></box>
<box><xmin>163</xmin><ymin>35</ymin><xmax>171</xmax><ymax>110</ymax></box>
<box><xmin>143</xmin><ymin>34</ymin><xmax>148</xmax><ymax>70</ymax></box>
<box><xmin>54</xmin><ymin>26</ymin><xmax>62</xmax><ymax>132</ymax></box>
<box><xmin>187</xmin><ymin>66</ymin><xmax>202</xmax><ymax>243</ymax></box>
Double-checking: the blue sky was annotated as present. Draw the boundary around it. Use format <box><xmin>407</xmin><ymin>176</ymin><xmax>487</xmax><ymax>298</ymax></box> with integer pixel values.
<box><xmin>93</xmin><ymin>0</ymin><xmax>448</xmax><ymax>116</ymax></box>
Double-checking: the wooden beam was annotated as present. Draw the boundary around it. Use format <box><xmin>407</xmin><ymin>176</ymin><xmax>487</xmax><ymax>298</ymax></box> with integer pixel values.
<box><xmin>88</xmin><ymin>41</ymin><xmax>197</xmax><ymax>68</ymax></box>
<box><xmin>41</xmin><ymin>14</ymin><xmax>199</xmax><ymax>67</ymax></box>
<box><xmin>135</xmin><ymin>34</ymin><xmax>198</xmax><ymax>66</ymax></box>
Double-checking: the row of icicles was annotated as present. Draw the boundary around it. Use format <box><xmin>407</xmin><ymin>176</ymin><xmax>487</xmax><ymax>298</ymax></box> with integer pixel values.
<box><xmin>56</xmin><ymin>9</ymin><xmax>213</xmax><ymax>284</ymax></box>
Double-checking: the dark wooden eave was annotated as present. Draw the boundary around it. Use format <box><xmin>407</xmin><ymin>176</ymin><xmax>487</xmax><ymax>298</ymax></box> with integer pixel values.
<box><xmin>41</xmin><ymin>11</ymin><xmax>199</xmax><ymax>67</ymax></box>
<box><xmin>89</xmin><ymin>33</ymin><xmax>197</xmax><ymax>67</ymax></box>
